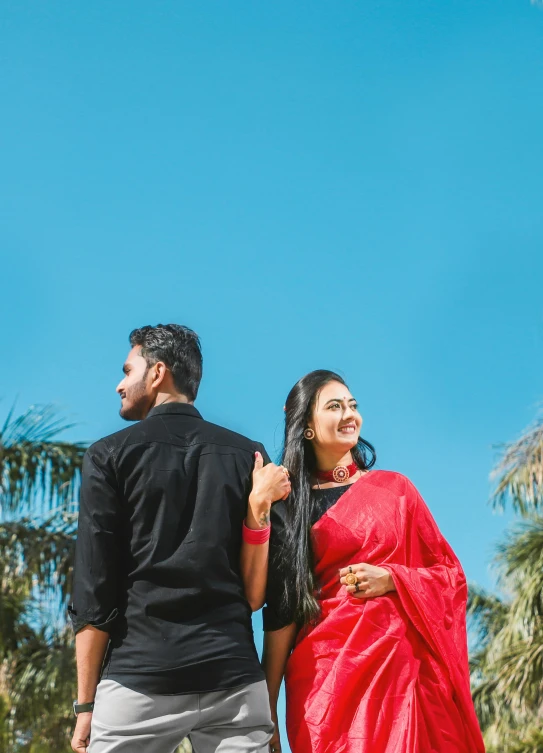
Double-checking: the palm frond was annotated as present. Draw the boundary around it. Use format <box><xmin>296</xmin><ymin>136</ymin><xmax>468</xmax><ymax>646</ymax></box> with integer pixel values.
<box><xmin>493</xmin><ymin>632</ymin><xmax>543</xmax><ymax>716</ymax></box>
<box><xmin>491</xmin><ymin>419</ymin><xmax>543</xmax><ymax>515</ymax></box>
<box><xmin>493</xmin><ymin>518</ymin><xmax>543</xmax><ymax>641</ymax></box>
<box><xmin>471</xmin><ymin>666</ymin><xmax>503</xmax><ymax>729</ymax></box>
<box><xmin>6</xmin><ymin>624</ymin><xmax>75</xmax><ymax>751</ymax></box>
<box><xmin>472</xmin><ymin>627</ymin><xmax>543</xmax><ymax>737</ymax></box>
<box><xmin>484</xmin><ymin>720</ymin><xmax>543</xmax><ymax>753</ymax></box>
<box><xmin>0</xmin><ymin>405</ymin><xmax>86</xmax><ymax>516</ymax></box>
<box><xmin>0</xmin><ymin>578</ymin><xmax>31</xmax><ymax>657</ymax></box>
<box><xmin>496</xmin><ymin>517</ymin><xmax>543</xmax><ymax>582</ymax></box>
<box><xmin>468</xmin><ymin>583</ymin><xmax>509</xmax><ymax>645</ymax></box>
<box><xmin>503</xmin><ymin>725</ymin><xmax>543</xmax><ymax>753</ymax></box>
<box><xmin>0</xmin><ymin>514</ymin><xmax>76</xmax><ymax>606</ymax></box>
<box><xmin>470</xmin><ymin>516</ymin><xmax>543</xmax><ymax>742</ymax></box>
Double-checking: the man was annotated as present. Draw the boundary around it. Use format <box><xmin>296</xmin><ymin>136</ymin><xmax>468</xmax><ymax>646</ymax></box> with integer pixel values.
<box><xmin>69</xmin><ymin>324</ymin><xmax>290</xmax><ymax>753</ymax></box>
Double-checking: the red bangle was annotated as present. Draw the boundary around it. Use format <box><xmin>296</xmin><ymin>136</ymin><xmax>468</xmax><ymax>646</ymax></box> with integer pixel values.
<box><xmin>242</xmin><ymin>520</ymin><xmax>271</xmax><ymax>545</ymax></box>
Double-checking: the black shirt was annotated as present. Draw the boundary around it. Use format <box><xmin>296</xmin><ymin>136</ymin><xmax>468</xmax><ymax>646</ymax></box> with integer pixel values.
<box><xmin>69</xmin><ymin>403</ymin><xmax>267</xmax><ymax>694</ymax></box>
<box><xmin>262</xmin><ymin>485</ymin><xmax>348</xmax><ymax>632</ymax></box>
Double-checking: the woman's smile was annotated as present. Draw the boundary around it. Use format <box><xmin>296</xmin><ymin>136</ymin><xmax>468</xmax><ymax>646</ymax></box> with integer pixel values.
<box><xmin>338</xmin><ymin>423</ymin><xmax>357</xmax><ymax>434</ymax></box>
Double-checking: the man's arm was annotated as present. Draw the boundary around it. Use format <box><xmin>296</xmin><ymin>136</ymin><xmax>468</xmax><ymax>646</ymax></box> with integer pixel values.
<box><xmin>69</xmin><ymin>443</ymin><xmax>121</xmax><ymax>751</ymax></box>
<box><xmin>71</xmin><ymin>627</ymin><xmax>110</xmax><ymax>753</ymax></box>
<box><xmin>75</xmin><ymin>626</ymin><xmax>110</xmax><ymax>703</ymax></box>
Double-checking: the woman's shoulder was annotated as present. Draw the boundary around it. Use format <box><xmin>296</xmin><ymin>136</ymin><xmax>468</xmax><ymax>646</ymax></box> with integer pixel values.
<box><xmin>365</xmin><ymin>469</ymin><xmax>419</xmax><ymax>496</ymax></box>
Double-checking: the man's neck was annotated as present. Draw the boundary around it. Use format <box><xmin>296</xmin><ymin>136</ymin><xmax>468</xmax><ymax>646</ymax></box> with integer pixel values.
<box><xmin>152</xmin><ymin>392</ymin><xmax>193</xmax><ymax>408</ymax></box>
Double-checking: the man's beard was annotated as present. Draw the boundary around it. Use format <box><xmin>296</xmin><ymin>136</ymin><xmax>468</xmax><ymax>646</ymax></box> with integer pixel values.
<box><xmin>119</xmin><ymin>378</ymin><xmax>151</xmax><ymax>421</ymax></box>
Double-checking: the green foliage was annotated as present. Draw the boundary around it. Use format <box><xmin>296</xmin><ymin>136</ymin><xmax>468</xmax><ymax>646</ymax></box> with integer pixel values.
<box><xmin>491</xmin><ymin>418</ymin><xmax>543</xmax><ymax>515</ymax></box>
<box><xmin>0</xmin><ymin>514</ymin><xmax>76</xmax><ymax>608</ymax></box>
<box><xmin>470</xmin><ymin>418</ymin><xmax>543</xmax><ymax>753</ymax></box>
<box><xmin>0</xmin><ymin>554</ymin><xmax>76</xmax><ymax>751</ymax></box>
<box><xmin>7</xmin><ymin>626</ymin><xmax>75</xmax><ymax>752</ymax></box>
<box><xmin>0</xmin><ymin>404</ymin><xmax>85</xmax><ymax>516</ymax></box>
<box><xmin>0</xmin><ymin>405</ymin><xmax>82</xmax><ymax>751</ymax></box>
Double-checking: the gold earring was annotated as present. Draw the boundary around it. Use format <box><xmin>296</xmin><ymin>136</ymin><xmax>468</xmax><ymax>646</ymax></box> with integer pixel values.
<box><xmin>304</xmin><ymin>428</ymin><xmax>315</xmax><ymax>440</ymax></box>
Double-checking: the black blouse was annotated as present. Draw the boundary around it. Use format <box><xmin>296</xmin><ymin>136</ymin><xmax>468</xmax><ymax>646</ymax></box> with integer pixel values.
<box><xmin>263</xmin><ymin>485</ymin><xmax>349</xmax><ymax>632</ymax></box>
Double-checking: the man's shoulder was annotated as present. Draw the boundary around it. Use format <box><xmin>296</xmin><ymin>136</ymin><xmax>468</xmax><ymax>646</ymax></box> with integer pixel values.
<box><xmin>88</xmin><ymin>417</ymin><xmax>264</xmax><ymax>456</ymax></box>
<box><xmin>86</xmin><ymin>412</ymin><xmax>269</xmax><ymax>465</ymax></box>
<box><xmin>197</xmin><ymin>418</ymin><xmax>264</xmax><ymax>456</ymax></box>
<box><xmin>87</xmin><ymin>422</ymin><xmax>149</xmax><ymax>457</ymax></box>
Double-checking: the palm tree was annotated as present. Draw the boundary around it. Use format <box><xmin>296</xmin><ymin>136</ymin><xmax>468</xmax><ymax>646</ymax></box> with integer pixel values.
<box><xmin>468</xmin><ymin>417</ymin><xmax>543</xmax><ymax>753</ymax></box>
<box><xmin>0</xmin><ymin>404</ymin><xmax>85</xmax><ymax>519</ymax></box>
<box><xmin>491</xmin><ymin>419</ymin><xmax>543</xmax><ymax>515</ymax></box>
<box><xmin>0</xmin><ymin>404</ymin><xmax>85</xmax><ymax>751</ymax></box>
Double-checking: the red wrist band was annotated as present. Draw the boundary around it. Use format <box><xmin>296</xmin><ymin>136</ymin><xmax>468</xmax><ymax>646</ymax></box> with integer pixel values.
<box><xmin>242</xmin><ymin>520</ymin><xmax>271</xmax><ymax>545</ymax></box>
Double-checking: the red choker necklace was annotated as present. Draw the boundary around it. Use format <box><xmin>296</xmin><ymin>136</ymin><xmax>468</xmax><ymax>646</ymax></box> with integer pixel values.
<box><xmin>315</xmin><ymin>462</ymin><xmax>359</xmax><ymax>484</ymax></box>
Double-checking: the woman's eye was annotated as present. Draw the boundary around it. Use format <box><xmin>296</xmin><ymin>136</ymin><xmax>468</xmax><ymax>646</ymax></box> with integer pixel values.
<box><xmin>351</xmin><ymin>403</ymin><xmax>358</xmax><ymax>410</ymax></box>
<box><xmin>329</xmin><ymin>403</ymin><xmax>340</xmax><ymax>410</ymax></box>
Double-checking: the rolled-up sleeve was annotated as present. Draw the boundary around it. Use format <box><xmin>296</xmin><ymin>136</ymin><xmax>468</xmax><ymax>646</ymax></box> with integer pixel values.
<box><xmin>68</xmin><ymin>441</ymin><xmax>121</xmax><ymax>634</ymax></box>
<box><xmin>262</xmin><ymin>501</ymin><xmax>297</xmax><ymax>631</ymax></box>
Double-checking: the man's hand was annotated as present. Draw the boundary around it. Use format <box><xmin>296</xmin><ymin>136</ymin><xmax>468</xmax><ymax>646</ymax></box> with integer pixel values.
<box><xmin>73</xmin><ymin>626</ymin><xmax>109</xmax><ymax>752</ymax></box>
<box><xmin>247</xmin><ymin>452</ymin><xmax>291</xmax><ymax>529</ymax></box>
<box><xmin>71</xmin><ymin>712</ymin><xmax>92</xmax><ymax>753</ymax></box>
<box><xmin>339</xmin><ymin>562</ymin><xmax>396</xmax><ymax>598</ymax></box>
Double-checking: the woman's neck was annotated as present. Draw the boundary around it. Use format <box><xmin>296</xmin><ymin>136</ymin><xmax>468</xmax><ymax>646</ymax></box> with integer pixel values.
<box><xmin>313</xmin><ymin>449</ymin><xmax>353</xmax><ymax>471</ymax></box>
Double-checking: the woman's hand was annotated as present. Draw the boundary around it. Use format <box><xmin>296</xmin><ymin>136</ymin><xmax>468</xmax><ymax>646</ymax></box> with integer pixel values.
<box><xmin>269</xmin><ymin>709</ymin><xmax>282</xmax><ymax>753</ymax></box>
<box><xmin>339</xmin><ymin>562</ymin><xmax>396</xmax><ymax>598</ymax></box>
<box><xmin>247</xmin><ymin>452</ymin><xmax>291</xmax><ymax>529</ymax></box>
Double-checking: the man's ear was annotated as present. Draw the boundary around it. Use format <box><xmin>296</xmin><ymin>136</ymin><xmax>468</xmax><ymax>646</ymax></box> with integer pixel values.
<box><xmin>150</xmin><ymin>361</ymin><xmax>168</xmax><ymax>389</ymax></box>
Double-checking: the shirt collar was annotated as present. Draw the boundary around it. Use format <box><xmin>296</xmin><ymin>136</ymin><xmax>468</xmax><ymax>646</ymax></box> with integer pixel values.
<box><xmin>146</xmin><ymin>402</ymin><xmax>203</xmax><ymax>420</ymax></box>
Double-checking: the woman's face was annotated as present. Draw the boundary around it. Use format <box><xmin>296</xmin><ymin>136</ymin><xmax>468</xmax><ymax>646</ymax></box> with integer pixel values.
<box><xmin>307</xmin><ymin>380</ymin><xmax>363</xmax><ymax>454</ymax></box>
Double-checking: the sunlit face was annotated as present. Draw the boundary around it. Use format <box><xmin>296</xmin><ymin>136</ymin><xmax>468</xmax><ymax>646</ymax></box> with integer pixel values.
<box><xmin>116</xmin><ymin>346</ymin><xmax>154</xmax><ymax>421</ymax></box>
<box><xmin>307</xmin><ymin>380</ymin><xmax>362</xmax><ymax>453</ymax></box>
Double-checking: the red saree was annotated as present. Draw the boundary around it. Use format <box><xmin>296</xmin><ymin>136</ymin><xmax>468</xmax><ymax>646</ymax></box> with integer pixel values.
<box><xmin>284</xmin><ymin>471</ymin><xmax>484</xmax><ymax>753</ymax></box>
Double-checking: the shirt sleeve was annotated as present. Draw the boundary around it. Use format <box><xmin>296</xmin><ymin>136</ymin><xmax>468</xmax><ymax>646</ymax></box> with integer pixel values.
<box><xmin>68</xmin><ymin>441</ymin><xmax>122</xmax><ymax>634</ymax></box>
<box><xmin>262</xmin><ymin>501</ymin><xmax>297</xmax><ymax>631</ymax></box>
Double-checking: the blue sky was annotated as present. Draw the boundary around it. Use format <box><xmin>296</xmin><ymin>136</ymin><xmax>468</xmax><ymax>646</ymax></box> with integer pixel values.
<box><xmin>1</xmin><ymin>1</ymin><xmax>542</xmax><ymax>749</ymax></box>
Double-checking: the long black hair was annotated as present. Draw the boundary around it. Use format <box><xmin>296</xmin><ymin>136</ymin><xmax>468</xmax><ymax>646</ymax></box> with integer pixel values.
<box><xmin>279</xmin><ymin>370</ymin><xmax>376</xmax><ymax>625</ymax></box>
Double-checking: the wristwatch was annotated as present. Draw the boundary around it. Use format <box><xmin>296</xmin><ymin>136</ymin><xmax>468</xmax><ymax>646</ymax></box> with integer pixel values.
<box><xmin>73</xmin><ymin>700</ymin><xmax>95</xmax><ymax>716</ymax></box>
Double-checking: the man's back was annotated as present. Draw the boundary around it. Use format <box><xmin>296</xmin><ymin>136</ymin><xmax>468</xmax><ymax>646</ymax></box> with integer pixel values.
<box><xmin>70</xmin><ymin>402</ymin><xmax>265</xmax><ymax>694</ymax></box>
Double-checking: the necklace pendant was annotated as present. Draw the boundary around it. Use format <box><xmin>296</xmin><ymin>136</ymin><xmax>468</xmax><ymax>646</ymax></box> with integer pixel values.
<box><xmin>315</xmin><ymin>460</ymin><xmax>359</xmax><ymax>484</ymax></box>
<box><xmin>332</xmin><ymin>465</ymin><xmax>349</xmax><ymax>483</ymax></box>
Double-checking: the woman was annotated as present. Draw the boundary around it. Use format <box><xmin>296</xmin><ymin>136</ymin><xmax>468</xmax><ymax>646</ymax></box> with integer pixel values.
<box><xmin>253</xmin><ymin>370</ymin><xmax>484</xmax><ymax>753</ymax></box>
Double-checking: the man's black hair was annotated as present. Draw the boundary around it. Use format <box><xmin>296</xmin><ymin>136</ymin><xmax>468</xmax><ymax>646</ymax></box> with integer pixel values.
<box><xmin>129</xmin><ymin>324</ymin><xmax>203</xmax><ymax>401</ymax></box>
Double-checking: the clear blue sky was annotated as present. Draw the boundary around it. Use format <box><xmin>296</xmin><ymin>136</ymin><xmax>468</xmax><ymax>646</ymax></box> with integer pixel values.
<box><xmin>1</xmin><ymin>1</ymin><xmax>542</xmax><ymax>749</ymax></box>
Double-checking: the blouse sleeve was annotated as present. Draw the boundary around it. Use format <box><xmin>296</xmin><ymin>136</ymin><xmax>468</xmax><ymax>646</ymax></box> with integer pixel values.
<box><xmin>262</xmin><ymin>500</ymin><xmax>297</xmax><ymax>631</ymax></box>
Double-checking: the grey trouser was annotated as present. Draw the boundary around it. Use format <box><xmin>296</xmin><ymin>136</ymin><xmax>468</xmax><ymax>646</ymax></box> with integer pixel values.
<box><xmin>89</xmin><ymin>679</ymin><xmax>274</xmax><ymax>753</ymax></box>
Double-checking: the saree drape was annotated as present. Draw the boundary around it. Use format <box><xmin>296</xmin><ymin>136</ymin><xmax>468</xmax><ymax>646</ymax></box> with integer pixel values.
<box><xmin>284</xmin><ymin>471</ymin><xmax>484</xmax><ymax>753</ymax></box>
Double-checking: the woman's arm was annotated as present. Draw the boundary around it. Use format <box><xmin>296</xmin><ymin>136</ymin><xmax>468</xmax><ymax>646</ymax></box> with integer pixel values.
<box><xmin>262</xmin><ymin>624</ymin><xmax>298</xmax><ymax>752</ymax></box>
<box><xmin>240</xmin><ymin>489</ymin><xmax>271</xmax><ymax>612</ymax></box>
<box><xmin>241</xmin><ymin>452</ymin><xmax>290</xmax><ymax>611</ymax></box>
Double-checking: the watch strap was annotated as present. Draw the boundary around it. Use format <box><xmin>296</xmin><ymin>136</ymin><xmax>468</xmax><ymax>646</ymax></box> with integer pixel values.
<box><xmin>73</xmin><ymin>700</ymin><xmax>95</xmax><ymax>715</ymax></box>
